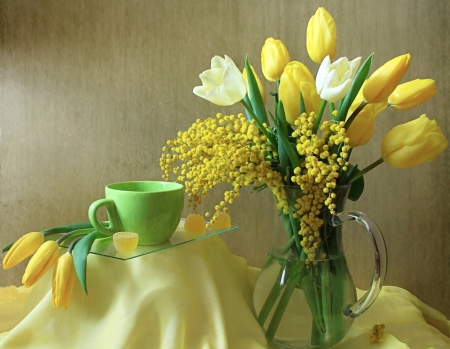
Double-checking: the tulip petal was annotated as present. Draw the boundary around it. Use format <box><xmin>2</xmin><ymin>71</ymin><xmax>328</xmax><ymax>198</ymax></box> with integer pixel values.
<box><xmin>198</xmin><ymin>68</ymin><xmax>223</xmax><ymax>88</ymax></box>
<box><xmin>321</xmin><ymin>78</ymin><xmax>352</xmax><ymax>103</ymax></box>
<box><xmin>316</xmin><ymin>55</ymin><xmax>331</xmax><ymax>93</ymax></box>
<box><xmin>222</xmin><ymin>64</ymin><xmax>247</xmax><ymax>102</ymax></box>
<box><xmin>2</xmin><ymin>232</ymin><xmax>44</xmax><ymax>269</ymax></box>
<box><xmin>22</xmin><ymin>241</ymin><xmax>59</xmax><ymax>287</ymax></box>
<box><xmin>205</xmin><ymin>86</ymin><xmax>234</xmax><ymax>106</ymax></box>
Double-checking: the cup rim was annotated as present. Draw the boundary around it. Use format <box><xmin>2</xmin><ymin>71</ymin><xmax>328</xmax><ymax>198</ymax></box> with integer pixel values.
<box><xmin>106</xmin><ymin>181</ymin><xmax>183</xmax><ymax>193</ymax></box>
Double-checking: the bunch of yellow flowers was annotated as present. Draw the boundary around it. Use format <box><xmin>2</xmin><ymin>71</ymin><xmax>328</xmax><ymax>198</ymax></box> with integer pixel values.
<box><xmin>163</xmin><ymin>7</ymin><xmax>447</xmax><ymax>261</ymax></box>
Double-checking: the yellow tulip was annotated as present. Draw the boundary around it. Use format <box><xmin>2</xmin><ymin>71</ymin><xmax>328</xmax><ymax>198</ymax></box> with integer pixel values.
<box><xmin>306</xmin><ymin>7</ymin><xmax>337</xmax><ymax>64</ymax></box>
<box><xmin>299</xmin><ymin>82</ymin><xmax>322</xmax><ymax>115</ymax></box>
<box><xmin>22</xmin><ymin>240</ymin><xmax>59</xmax><ymax>287</ymax></box>
<box><xmin>2</xmin><ymin>232</ymin><xmax>44</xmax><ymax>269</ymax></box>
<box><xmin>346</xmin><ymin>100</ymin><xmax>387</xmax><ymax>147</ymax></box>
<box><xmin>363</xmin><ymin>54</ymin><xmax>411</xmax><ymax>103</ymax></box>
<box><xmin>261</xmin><ymin>38</ymin><xmax>291</xmax><ymax>82</ymax></box>
<box><xmin>279</xmin><ymin>61</ymin><xmax>321</xmax><ymax>124</ymax></box>
<box><xmin>388</xmin><ymin>79</ymin><xmax>436</xmax><ymax>110</ymax></box>
<box><xmin>243</xmin><ymin>65</ymin><xmax>266</xmax><ymax>104</ymax></box>
<box><xmin>52</xmin><ymin>253</ymin><xmax>76</xmax><ymax>309</ymax></box>
<box><xmin>381</xmin><ymin>115</ymin><xmax>448</xmax><ymax>168</ymax></box>
<box><xmin>283</xmin><ymin>61</ymin><xmax>315</xmax><ymax>86</ymax></box>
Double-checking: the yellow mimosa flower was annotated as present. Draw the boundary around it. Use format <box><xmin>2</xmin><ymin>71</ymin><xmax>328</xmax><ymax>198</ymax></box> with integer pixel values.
<box><xmin>381</xmin><ymin>114</ymin><xmax>448</xmax><ymax>168</ymax></box>
<box><xmin>388</xmin><ymin>79</ymin><xmax>436</xmax><ymax>110</ymax></box>
<box><xmin>52</xmin><ymin>253</ymin><xmax>77</xmax><ymax>309</ymax></box>
<box><xmin>22</xmin><ymin>240</ymin><xmax>59</xmax><ymax>287</ymax></box>
<box><xmin>346</xmin><ymin>100</ymin><xmax>387</xmax><ymax>147</ymax></box>
<box><xmin>363</xmin><ymin>54</ymin><xmax>411</xmax><ymax>103</ymax></box>
<box><xmin>279</xmin><ymin>61</ymin><xmax>321</xmax><ymax>124</ymax></box>
<box><xmin>261</xmin><ymin>38</ymin><xmax>291</xmax><ymax>82</ymax></box>
<box><xmin>243</xmin><ymin>65</ymin><xmax>266</xmax><ymax>104</ymax></box>
<box><xmin>2</xmin><ymin>232</ymin><xmax>44</xmax><ymax>269</ymax></box>
<box><xmin>306</xmin><ymin>7</ymin><xmax>337</xmax><ymax>64</ymax></box>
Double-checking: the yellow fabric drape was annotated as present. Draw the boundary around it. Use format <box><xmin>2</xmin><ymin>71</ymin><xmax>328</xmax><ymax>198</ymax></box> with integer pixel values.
<box><xmin>0</xmin><ymin>236</ymin><xmax>449</xmax><ymax>349</ymax></box>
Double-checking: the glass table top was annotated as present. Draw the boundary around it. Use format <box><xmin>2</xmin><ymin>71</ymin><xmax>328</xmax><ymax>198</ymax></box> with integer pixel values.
<box><xmin>57</xmin><ymin>219</ymin><xmax>239</xmax><ymax>260</ymax></box>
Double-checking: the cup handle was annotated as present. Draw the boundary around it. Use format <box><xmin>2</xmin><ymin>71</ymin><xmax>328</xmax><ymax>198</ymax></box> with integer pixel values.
<box><xmin>329</xmin><ymin>211</ymin><xmax>388</xmax><ymax>318</ymax></box>
<box><xmin>88</xmin><ymin>198</ymin><xmax>120</xmax><ymax>237</ymax></box>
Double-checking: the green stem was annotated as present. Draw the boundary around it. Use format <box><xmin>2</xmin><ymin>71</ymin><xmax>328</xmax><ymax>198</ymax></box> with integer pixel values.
<box><xmin>329</xmin><ymin>103</ymin><xmax>335</xmax><ymax>115</ymax></box>
<box><xmin>56</xmin><ymin>229</ymin><xmax>90</xmax><ymax>245</ymax></box>
<box><xmin>265</xmin><ymin>262</ymin><xmax>304</xmax><ymax>340</ymax></box>
<box><xmin>257</xmin><ymin>266</ymin><xmax>285</xmax><ymax>327</ymax></box>
<box><xmin>240</xmin><ymin>99</ymin><xmax>277</xmax><ymax>148</ymax></box>
<box><xmin>313</xmin><ymin>100</ymin><xmax>327</xmax><ymax>134</ymax></box>
<box><xmin>349</xmin><ymin>157</ymin><xmax>384</xmax><ymax>183</ymax></box>
<box><xmin>344</xmin><ymin>101</ymin><xmax>367</xmax><ymax>130</ymax></box>
<box><xmin>67</xmin><ymin>236</ymin><xmax>84</xmax><ymax>254</ymax></box>
<box><xmin>321</xmin><ymin>261</ymin><xmax>333</xmax><ymax>347</ymax></box>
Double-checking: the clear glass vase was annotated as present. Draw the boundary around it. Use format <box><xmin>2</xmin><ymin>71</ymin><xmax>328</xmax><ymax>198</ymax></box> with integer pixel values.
<box><xmin>253</xmin><ymin>186</ymin><xmax>387</xmax><ymax>349</ymax></box>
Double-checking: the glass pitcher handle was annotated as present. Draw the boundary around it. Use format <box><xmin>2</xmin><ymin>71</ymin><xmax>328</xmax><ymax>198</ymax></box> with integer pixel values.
<box><xmin>330</xmin><ymin>211</ymin><xmax>388</xmax><ymax>318</ymax></box>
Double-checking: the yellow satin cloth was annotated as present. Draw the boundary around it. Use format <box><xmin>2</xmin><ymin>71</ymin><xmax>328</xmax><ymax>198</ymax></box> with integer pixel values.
<box><xmin>0</xmin><ymin>236</ymin><xmax>449</xmax><ymax>349</ymax></box>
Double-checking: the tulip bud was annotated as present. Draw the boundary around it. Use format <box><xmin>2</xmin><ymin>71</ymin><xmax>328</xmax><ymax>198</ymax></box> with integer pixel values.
<box><xmin>279</xmin><ymin>61</ymin><xmax>321</xmax><ymax>124</ymax></box>
<box><xmin>52</xmin><ymin>253</ymin><xmax>76</xmax><ymax>309</ymax></box>
<box><xmin>22</xmin><ymin>240</ymin><xmax>59</xmax><ymax>287</ymax></box>
<box><xmin>388</xmin><ymin>79</ymin><xmax>436</xmax><ymax>110</ymax></box>
<box><xmin>306</xmin><ymin>7</ymin><xmax>337</xmax><ymax>64</ymax></box>
<box><xmin>243</xmin><ymin>65</ymin><xmax>266</xmax><ymax>104</ymax></box>
<box><xmin>261</xmin><ymin>38</ymin><xmax>291</xmax><ymax>82</ymax></box>
<box><xmin>346</xmin><ymin>100</ymin><xmax>387</xmax><ymax>147</ymax></box>
<box><xmin>2</xmin><ymin>232</ymin><xmax>44</xmax><ymax>269</ymax></box>
<box><xmin>381</xmin><ymin>115</ymin><xmax>448</xmax><ymax>168</ymax></box>
<box><xmin>363</xmin><ymin>54</ymin><xmax>411</xmax><ymax>103</ymax></box>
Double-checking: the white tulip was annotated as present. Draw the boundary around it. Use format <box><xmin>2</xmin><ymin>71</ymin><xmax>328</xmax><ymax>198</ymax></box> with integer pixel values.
<box><xmin>316</xmin><ymin>56</ymin><xmax>361</xmax><ymax>103</ymax></box>
<box><xmin>193</xmin><ymin>55</ymin><xmax>247</xmax><ymax>106</ymax></box>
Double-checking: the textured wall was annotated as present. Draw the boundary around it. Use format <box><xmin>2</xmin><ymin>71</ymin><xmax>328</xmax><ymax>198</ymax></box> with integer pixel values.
<box><xmin>1</xmin><ymin>0</ymin><xmax>449</xmax><ymax>317</ymax></box>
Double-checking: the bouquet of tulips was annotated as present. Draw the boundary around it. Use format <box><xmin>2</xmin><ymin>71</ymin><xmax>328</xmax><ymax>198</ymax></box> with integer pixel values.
<box><xmin>161</xmin><ymin>6</ymin><xmax>447</xmax><ymax>347</ymax></box>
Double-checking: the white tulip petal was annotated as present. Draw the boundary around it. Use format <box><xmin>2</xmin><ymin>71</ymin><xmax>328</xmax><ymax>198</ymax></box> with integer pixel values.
<box><xmin>211</xmin><ymin>55</ymin><xmax>228</xmax><ymax>70</ymax></box>
<box><xmin>223</xmin><ymin>66</ymin><xmax>247</xmax><ymax>102</ymax></box>
<box><xmin>348</xmin><ymin>57</ymin><xmax>362</xmax><ymax>78</ymax></box>
<box><xmin>323</xmin><ymin>69</ymin><xmax>340</xmax><ymax>89</ymax></box>
<box><xmin>321</xmin><ymin>78</ymin><xmax>352</xmax><ymax>103</ymax></box>
<box><xmin>330</xmin><ymin>57</ymin><xmax>349</xmax><ymax>78</ymax></box>
<box><xmin>205</xmin><ymin>85</ymin><xmax>234</xmax><ymax>106</ymax></box>
<box><xmin>193</xmin><ymin>85</ymin><xmax>210</xmax><ymax>100</ymax></box>
<box><xmin>316</xmin><ymin>55</ymin><xmax>331</xmax><ymax>93</ymax></box>
<box><xmin>199</xmin><ymin>68</ymin><xmax>223</xmax><ymax>87</ymax></box>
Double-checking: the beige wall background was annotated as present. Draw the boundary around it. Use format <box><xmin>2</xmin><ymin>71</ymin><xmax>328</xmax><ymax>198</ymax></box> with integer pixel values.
<box><xmin>1</xmin><ymin>0</ymin><xmax>449</xmax><ymax>317</ymax></box>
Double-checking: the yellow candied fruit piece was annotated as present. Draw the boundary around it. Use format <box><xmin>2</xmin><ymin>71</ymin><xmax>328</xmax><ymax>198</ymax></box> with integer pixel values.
<box><xmin>113</xmin><ymin>232</ymin><xmax>139</xmax><ymax>252</ymax></box>
<box><xmin>211</xmin><ymin>212</ymin><xmax>231</xmax><ymax>230</ymax></box>
<box><xmin>183</xmin><ymin>214</ymin><xmax>206</xmax><ymax>240</ymax></box>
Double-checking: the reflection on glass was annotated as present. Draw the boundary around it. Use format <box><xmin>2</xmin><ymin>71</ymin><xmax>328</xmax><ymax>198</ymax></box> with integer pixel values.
<box><xmin>59</xmin><ymin>219</ymin><xmax>238</xmax><ymax>260</ymax></box>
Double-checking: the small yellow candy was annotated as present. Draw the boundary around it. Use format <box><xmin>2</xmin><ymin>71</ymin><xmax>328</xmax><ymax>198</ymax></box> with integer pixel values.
<box><xmin>183</xmin><ymin>214</ymin><xmax>206</xmax><ymax>239</ymax></box>
<box><xmin>113</xmin><ymin>232</ymin><xmax>139</xmax><ymax>252</ymax></box>
<box><xmin>211</xmin><ymin>212</ymin><xmax>231</xmax><ymax>230</ymax></box>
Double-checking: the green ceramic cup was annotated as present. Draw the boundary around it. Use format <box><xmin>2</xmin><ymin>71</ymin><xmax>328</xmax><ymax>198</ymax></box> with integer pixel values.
<box><xmin>88</xmin><ymin>181</ymin><xmax>184</xmax><ymax>245</ymax></box>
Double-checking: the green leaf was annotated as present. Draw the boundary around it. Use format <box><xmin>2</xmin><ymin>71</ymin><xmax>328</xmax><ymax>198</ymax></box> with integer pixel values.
<box><xmin>42</xmin><ymin>222</ymin><xmax>94</xmax><ymax>235</ymax></box>
<box><xmin>335</xmin><ymin>53</ymin><xmax>374</xmax><ymax>122</ymax></box>
<box><xmin>348</xmin><ymin>171</ymin><xmax>365</xmax><ymax>201</ymax></box>
<box><xmin>300</xmin><ymin>92</ymin><xmax>306</xmax><ymax>115</ymax></box>
<box><xmin>245</xmin><ymin>57</ymin><xmax>269</xmax><ymax>125</ymax></box>
<box><xmin>273</xmin><ymin>101</ymin><xmax>300</xmax><ymax>171</ymax></box>
<box><xmin>2</xmin><ymin>243</ymin><xmax>13</xmax><ymax>254</ymax></box>
<box><xmin>73</xmin><ymin>230</ymin><xmax>106</xmax><ymax>294</ymax></box>
<box><xmin>243</xmin><ymin>94</ymin><xmax>253</xmax><ymax>121</ymax></box>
